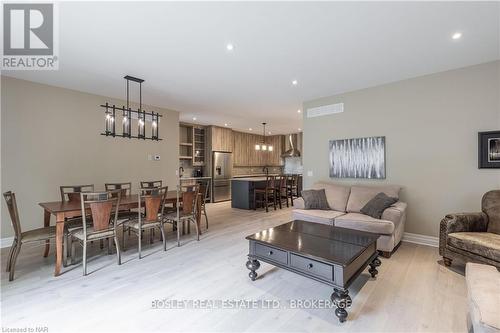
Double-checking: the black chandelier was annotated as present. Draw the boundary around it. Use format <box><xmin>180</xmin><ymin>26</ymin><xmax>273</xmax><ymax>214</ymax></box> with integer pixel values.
<box><xmin>101</xmin><ymin>75</ymin><xmax>162</xmax><ymax>141</ymax></box>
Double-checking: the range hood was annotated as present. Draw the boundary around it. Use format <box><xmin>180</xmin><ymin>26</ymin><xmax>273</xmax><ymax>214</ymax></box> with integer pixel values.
<box><xmin>281</xmin><ymin>133</ymin><xmax>302</xmax><ymax>158</ymax></box>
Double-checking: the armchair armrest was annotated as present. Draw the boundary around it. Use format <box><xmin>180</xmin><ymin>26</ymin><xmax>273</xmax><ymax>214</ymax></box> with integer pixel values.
<box><xmin>439</xmin><ymin>212</ymin><xmax>489</xmax><ymax>255</ymax></box>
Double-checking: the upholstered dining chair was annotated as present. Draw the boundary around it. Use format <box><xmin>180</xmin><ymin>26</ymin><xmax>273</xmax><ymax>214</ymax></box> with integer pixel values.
<box><xmin>68</xmin><ymin>191</ymin><xmax>122</xmax><ymax>275</ymax></box>
<box><xmin>163</xmin><ymin>184</ymin><xmax>200</xmax><ymax>247</ymax></box>
<box><xmin>123</xmin><ymin>186</ymin><xmax>168</xmax><ymax>258</ymax></box>
<box><xmin>3</xmin><ymin>191</ymin><xmax>57</xmax><ymax>281</ymax></box>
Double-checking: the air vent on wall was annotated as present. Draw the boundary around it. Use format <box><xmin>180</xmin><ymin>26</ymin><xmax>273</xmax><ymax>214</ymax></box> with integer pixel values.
<box><xmin>306</xmin><ymin>102</ymin><xmax>344</xmax><ymax>118</ymax></box>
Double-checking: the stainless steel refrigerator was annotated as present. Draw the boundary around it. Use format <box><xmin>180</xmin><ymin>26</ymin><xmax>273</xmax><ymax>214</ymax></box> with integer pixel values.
<box><xmin>212</xmin><ymin>151</ymin><xmax>232</xmax><ymax>202</ymax></box>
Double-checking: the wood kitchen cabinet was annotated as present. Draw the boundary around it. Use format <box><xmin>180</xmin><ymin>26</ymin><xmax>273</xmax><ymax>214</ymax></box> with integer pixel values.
<box><xmin>233</xmin><ymin>131</ymin><xmax>283</xmax><ymax>167</ymax></box>
<box><xmin>210</xmin><ymin>126</ymin><xmax>233</xmax><ymax>152</ymax></box>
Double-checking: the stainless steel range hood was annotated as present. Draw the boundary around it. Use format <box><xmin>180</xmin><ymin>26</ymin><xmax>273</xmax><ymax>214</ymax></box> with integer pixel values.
<box><xmin>281</xmin><ymin>133</ymin><xmax>302</xmax><ymax>158</ymax></box>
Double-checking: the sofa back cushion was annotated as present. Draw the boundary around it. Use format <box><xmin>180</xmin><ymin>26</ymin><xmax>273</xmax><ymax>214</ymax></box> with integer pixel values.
<box><xmin>483</xmin><ymin>190</ymin><xmax>500</xmax><ymax>234</ymax></box>
<box><xmin>347</xmin><ymin>185</ymin><xmax>401</xmax><ymax>213</ymax></box>
<box><xmin>312</xmin><ymin>181</ymin><xmax>351</xmax><ymax>212</ymax></box>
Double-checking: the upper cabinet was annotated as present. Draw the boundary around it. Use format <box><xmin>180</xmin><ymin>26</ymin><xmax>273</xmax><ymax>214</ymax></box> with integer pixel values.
<box><xmin>232</xmin><ymin>131</ymin><xmax>284</xmax><ymax>167</ymax></box>
<box><xmin>210</xmin><ymin>126</ymin><xmax>233</xmax><ymax>152</ymax></box>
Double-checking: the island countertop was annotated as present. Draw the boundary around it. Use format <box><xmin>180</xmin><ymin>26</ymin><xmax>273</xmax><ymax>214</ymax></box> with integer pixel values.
<box><xmin>231</xmin><ymin>177</ymin><xmax>269</xmax><ymax>182</ymax></box>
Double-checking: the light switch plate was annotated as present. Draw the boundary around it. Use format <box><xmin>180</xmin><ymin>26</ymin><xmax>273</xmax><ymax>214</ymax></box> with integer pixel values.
<box><xmin>307</xmin><ymin>170</ymin><xmax>313</xmax><ymax>177</ymax></box>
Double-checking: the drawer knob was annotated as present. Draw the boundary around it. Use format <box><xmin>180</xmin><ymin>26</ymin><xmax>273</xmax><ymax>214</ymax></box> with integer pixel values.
<box><xmin>268</xmin><ymin>251</ymin><xmax>273</xmax><ymax>255</ymax></box>
<box><xmin>308</xmin><ymin>263</ymin><xmax>313</xmax><ymax>269</ymax></box>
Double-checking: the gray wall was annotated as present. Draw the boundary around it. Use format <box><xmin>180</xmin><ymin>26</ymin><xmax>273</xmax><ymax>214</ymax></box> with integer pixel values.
<box><xmin>302</xmin><ymin>61</ymin><xmax>500</xmax><ymax>237</ymax></box>
<box><xmin>1</xmin><ymin>76</ymin><xmax>180</xmax><ymax>238</ymax></box>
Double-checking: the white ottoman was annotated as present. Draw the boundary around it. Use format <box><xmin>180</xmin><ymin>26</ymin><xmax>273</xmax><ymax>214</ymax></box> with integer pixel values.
<box><xmin>466</xmin><ymin>263</ymin><xmax>500</xmax><ymax>333</ymax></box>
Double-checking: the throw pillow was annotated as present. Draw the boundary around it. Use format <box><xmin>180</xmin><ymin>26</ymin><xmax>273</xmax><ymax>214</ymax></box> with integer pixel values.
<box><xmin>360</xmin><ymin>192</ymin><xmax>398</xmax><ymax>219</ymax></box>
<box><xmin>301</xmin><ymin>189</ymin><xmax>331</xmax><ymax>210</ymax></box>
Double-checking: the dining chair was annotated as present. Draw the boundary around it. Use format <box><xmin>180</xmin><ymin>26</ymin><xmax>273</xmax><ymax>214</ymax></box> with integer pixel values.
<box><xmin>105</xmin><ymin>182</ymin><xmax>135</xmax><ymax>220</ymax></box>
<box><xmin>275</xmin><ymin>175</ymin><xmax>289</xmax><ymax>209</ymax></box>
<box><xmin>123</xmin><ymin>186</ymin><xmax>168</xmax><ymax>258</ymax></box>
<box><xmin>140</xmin><ymin>180</ymin><xmax>162</xmax><ymax>193</ymax></box>
<box><xmin>59</xmin><ymin>184</ymin><xmax>95</xmax><ymax>265</ymax></box>
<box><xmin>68</xmin><ymin>191</ymin><xmax>122</xmax><ymax>275</ymax></box>
<box><xmin>3</xmin><ymin>191</ymin><xmax>57</xmax><ymax>281</ymax></box>
<box><xmin>163</xmin><ymin>184</ymin><xmax>200</xmax><ymax>247</ymax></box>
<box><xmin>198</xmin><ymin>181</ymin><xmax>209</xmax><ymax>229</ymax></box>
<box><xmin>253</xmin><ymin>175</ymin><xmax>277</xmax><ymax>212</ymax></box>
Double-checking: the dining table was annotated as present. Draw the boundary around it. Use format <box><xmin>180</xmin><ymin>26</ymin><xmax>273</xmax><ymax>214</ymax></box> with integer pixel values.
<box><xmin>39</xmin><ymin>191</ymin><xmax>202</xmax><ymax>276</ymax></box>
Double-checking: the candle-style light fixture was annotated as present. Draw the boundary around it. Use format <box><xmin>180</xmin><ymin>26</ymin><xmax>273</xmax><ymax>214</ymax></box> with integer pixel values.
<box><xmin>100</xmin><ymin>76</ymin><xmax>162</xmax><ymax>141</ymax></box>
<box><xmin>255</xmin><ymin>122</ymin><xmax>273</xmax><ymax>152</ymax></box>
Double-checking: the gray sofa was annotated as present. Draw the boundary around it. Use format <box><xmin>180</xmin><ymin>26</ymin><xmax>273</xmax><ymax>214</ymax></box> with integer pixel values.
<box><xmin>292</xmin><ymin>181</ymin><xmax>407</xmax><ymax>257</ymax></box>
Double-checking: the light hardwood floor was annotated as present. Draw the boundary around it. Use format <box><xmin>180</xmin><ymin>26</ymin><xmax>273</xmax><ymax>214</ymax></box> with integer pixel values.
<box><xmin>1</xmin><ymin>202</ymin><xmax>467</xmax><ymax>332</ymax></box>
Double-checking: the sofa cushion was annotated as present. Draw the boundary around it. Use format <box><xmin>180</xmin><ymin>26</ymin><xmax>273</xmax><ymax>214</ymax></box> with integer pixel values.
<box><xmin>361</xmin><ymin>192</ymin><xmax>398</xmax><ymax>219</ymax></box>
<box><xmin>466</xmin><ymin>263</ymin><xmax>500</xmax><ymax>333</ymax></box>
<box><xmin>292</xmin><ymin>209</ymin><xmax>345</xmax><ymax>226</ymax></box>
<box><xmin>311</xmin><ymin>182</ymin><xmax>351</xmax><ymax>212</ymax></box>
<box><xmin>347</xmin><ymin>185</ymin><xmax>401</xmax><ymax>213</ymax></box>
<box><xmin>301</xmin><ymin>189</ymin><xmax>330</xmax><ymax>210</ymax></box>
<box><xmin>447</xmin><ymin>232</ymin><xmax>500</xmax><ymax>262</ymax></box>
<box><xmin>483</xmin><ymin>190</ymin><xmax>500</xmax><ymax>235</ymax></box>
<box><xmin>334</xmin><ymin>213</ymin><xmax>395</xmax><ymax>235</ymax></box>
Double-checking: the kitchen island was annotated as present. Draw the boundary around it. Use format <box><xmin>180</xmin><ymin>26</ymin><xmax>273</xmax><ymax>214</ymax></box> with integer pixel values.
<box><xmin>231</xmin><ymin>177</ymin><xmax>268</xmax><ymax>209</ymax></box>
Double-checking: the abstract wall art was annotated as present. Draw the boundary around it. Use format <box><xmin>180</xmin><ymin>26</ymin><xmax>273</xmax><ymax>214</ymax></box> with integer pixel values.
<box><xmin>329</xmin><ymin>136</ymin><xmax>386</xmax><ymax>179</ymax></box>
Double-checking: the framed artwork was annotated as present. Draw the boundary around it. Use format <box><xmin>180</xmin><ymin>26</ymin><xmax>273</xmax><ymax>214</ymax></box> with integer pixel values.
<box><xmin>479</xmin><ymin>131</ymin><xmax>500</xmax><ymax>168</ymax></box>
<box><xmin>329</xmin><ymin>136</ymin><xmax>386</xmax><ymax>179</ymax></box>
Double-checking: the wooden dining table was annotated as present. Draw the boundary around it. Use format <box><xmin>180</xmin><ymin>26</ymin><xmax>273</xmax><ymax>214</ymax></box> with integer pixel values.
<box><xmin>39</xmin><ymin>191</ymin><xmax>202</xmax><ymax>276</ymax></box>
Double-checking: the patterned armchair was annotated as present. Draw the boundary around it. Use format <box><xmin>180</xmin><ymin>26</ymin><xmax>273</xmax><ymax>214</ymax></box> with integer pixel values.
<box><xmin>439</xmin><ymin>190</ymin><xmax>500</xmax><ymax>268</ymax></box>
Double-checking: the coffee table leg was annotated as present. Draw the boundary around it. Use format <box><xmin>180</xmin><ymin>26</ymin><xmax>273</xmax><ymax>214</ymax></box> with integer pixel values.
<box><xmin>369</xmin><ymin>256</ymin><xmax>382</xmax><ymax>278</ymax></box>
<box><xmin>246</xmin><ymin>258</ymin><xmax>260</xmax><ymax>281</ymax></box>
<box><xmin>331</xmin><ymin>288</ymin><xmax>351</xmax><ymax>323</ymax></box>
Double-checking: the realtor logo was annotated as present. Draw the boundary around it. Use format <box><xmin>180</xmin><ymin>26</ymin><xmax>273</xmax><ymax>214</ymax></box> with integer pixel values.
<box><xmin>2</xmin><ymin>2</ymin><xmax>59</xmax><ymax>70</ymax></box>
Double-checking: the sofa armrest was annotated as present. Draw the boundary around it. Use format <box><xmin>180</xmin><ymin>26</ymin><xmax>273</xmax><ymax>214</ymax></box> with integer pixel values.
<box><xmin>381</xmin><ymin>201</ymin><xmax>407</xmax><ymax>224</ymax></box>
<box><xmin>439</xmin><ymin>212</ymin><xmax>489</xmax><ymax>255</ymax></box>
<box><xmin>294</xmin><ymin>197</ymin><xmax>305</xmax><ymax>209</ymax></box>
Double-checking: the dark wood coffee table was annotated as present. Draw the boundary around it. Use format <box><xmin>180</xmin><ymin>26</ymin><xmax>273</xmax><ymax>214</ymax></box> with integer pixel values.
<box><xmin>245</xmin><ymin>220</ymin><xmax>381</xmax><ymax>322</ymax></box>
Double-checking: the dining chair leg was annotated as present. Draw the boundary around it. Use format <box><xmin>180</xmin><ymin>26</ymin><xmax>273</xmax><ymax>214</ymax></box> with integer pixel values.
<box><xmin>8</xmin><ymin>242</ymin><xmax>21</xmax><ymax>281</ymax></box>
<box><xmin>122</xmin><ymin>226</ymin><xmax>126</xmax><ymax>251</ymax></box>
<box><xmin>63</xmin><ymin>234</ymin><xmax>68</xmax><ymax>267</ymax></box>
<box><xmin>193</xmin><ymin>218</ymin><xmax>200</xmax><ymax>241</ymax></box>
<box><xmin>108</xmin><ymin>237</ymin><xmax>113</xmax><ymax>255</ymax></box>
<box><xmin>6</xmin><ymin>239</ymin><xmax>16</xmax><ymax>272</ymax></box>
<box><xmin>277</xmin><ymin>191</ymin><xmax>282</xmax><ymax>209</ymax></box>
<box><xmin>273</xmin><ymin>192</ymin><xmax>277</xmax><ymax>211</ymax></box>
<box><xmin>160</xmin><ymin>226</ymin><xmax>166</xmax><ymax>251</ymax></box>
<box><xmin>114</xmin><ymin>235</ymin><xmax>121</xmax><ymax>265</ymax></box>
<box><xmin>83</xmin><ymin>241</ymin><xmax>87</xmax><ymax>276</ymax></box>
<box><xmin>204</xmin><ymin>206</ymin><xmax>208</xmax><ymax>229</ymax></box>
<box><xmin>177</xmin><ymin>220</ymin><xmax>181</xmax><ymax>247</ymax></box>
<box><xmin>70</xmin><ymin>238</ymin><xmax>76</xmax><ymax>265</ymax></box>
<box><xmin>138</xmin><ymin>230</ymin><xmax>142</xmax><ymax>259</ymax></box>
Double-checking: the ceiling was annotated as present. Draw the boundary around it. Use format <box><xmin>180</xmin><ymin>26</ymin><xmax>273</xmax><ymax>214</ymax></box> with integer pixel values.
<box><xmin>4</xmin><ymin>1</ymin><xmax>499</xmax><ymax>134</ymax></box>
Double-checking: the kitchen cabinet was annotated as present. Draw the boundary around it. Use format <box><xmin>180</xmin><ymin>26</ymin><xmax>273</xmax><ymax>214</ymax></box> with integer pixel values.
<box><xmin>210</xmin><ymin>126</ymin><xmax>233</xmax><ymax>152</ymax></box>
<box><xmin>233</xmin><ymin>131</ymin><xmax>283</xmax><ymax>167</ymax></box>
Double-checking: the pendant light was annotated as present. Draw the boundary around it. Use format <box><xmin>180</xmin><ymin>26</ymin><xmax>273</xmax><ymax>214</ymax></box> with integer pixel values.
<box><xmin>255</xmin><ymin>122</ymin><xmax>273</xmax><ymax>152</ymax></box>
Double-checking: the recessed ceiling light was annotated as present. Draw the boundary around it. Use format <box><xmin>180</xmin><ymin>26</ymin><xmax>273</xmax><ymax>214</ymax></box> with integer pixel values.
<box><xmin>298</xmin><ymin>128</ymin><xmax>302</xmax><ymax>131</ymax></box>
<box><xmin>249</xmin><ymin>128</ymin><xmax>252</xmax><ymax>131</ymax></box>
<box><xmin>292</xmin><ymin>80</ymin><xmax>298</xmax><ymax>86</ymax></box>
<box><xmin>192</xmin><ymin>117</ymin><xmax>197</xmax><ymax>121</ymax></box>
<box><xmin>268</xmin><ymin>131</ymin><xmax>272</xmax><ymax>135</ymax></box>
<box><xmin>452</xmin><ymin>32</ymin><xmax>462</xmax><ymax>40</ymax></box>
<box><xmin>226</xmin><ymin>43</ymin><xmax>234</xmax><ymax>51</ymax></box>
<box><xmin>297</xmin><ymin>109</ymin><xmax>301</xmax><ymax>113</ymax></box>
<box><xmin>224</xmin><ymin>123</ymin><xmax>228</xmax><ymax>127</ymax></box>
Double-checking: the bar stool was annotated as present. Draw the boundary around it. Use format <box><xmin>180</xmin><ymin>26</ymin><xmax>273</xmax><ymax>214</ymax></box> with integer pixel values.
<box><xmin>253</xmin><ymin>175</ymin><xmax>277</xmax><ymax>212</ymax></box>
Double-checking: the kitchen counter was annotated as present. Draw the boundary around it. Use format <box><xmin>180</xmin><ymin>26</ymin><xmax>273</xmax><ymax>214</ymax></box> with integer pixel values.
<box><xmin>231</xmin><ymin>177</ymin><xmax>269</xmax><ymax>182</ymax></box>
<box><xmin>232</xmin><ymin>174</ymin><xmax>281</xmax><ymax>178</ymax></box>
<box><xmin>179</xmin><ymin>176</ymin><xmax>211</xmax><ymax>180</ymax></box>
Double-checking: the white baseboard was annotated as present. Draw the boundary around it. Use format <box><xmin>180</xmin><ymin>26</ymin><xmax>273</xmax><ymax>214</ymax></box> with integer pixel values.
<box><xmin>402</xmin><ymin>232</ymin><xmax>438</xmax><ymax>248</ymax></box>
<box><xmin>0</xmin><ymin>236</ymin><xmax>14</xmax><ymax>249</ymax></box>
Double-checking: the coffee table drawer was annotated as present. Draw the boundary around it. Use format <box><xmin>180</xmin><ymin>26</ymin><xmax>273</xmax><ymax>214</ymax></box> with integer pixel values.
<box><xmin>255</xmin><ymin>243</ymin><xmax>288</xmax><ymax>265</ymax></box>
<box><xmin>290</xmin><ymin>253</ymin><xmax>333</xmax><ymax>281</ymax></box>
